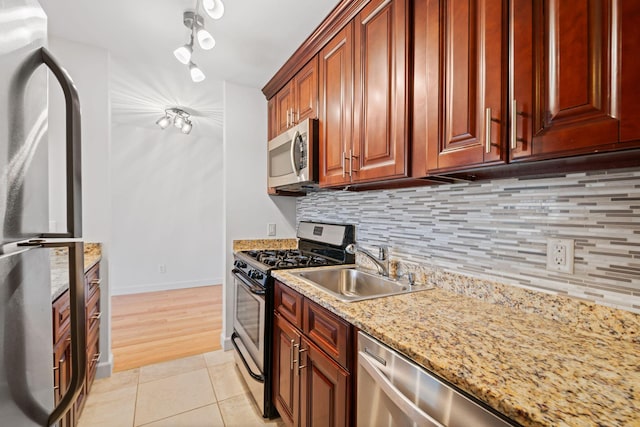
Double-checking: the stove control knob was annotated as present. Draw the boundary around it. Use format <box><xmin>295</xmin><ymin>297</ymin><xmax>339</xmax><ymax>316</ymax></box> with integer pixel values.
<box><xmin>252</xmin><ymin>271</ymin><xmax>264</xmax><ymax>280</ymax></box>
<box><xmin>236</xmin><ymin>261</ymin><xmax>247</xmax><ymax>269</ymax></box>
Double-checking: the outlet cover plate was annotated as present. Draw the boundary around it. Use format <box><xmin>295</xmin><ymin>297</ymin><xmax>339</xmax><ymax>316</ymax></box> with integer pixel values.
<box><xmin>546</xmin><ymin>238</ymin><xmax>574</xmax><ymax>274</ymax></box>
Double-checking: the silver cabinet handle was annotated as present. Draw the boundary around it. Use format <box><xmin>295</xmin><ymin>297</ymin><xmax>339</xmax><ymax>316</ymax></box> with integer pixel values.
<box><xmin>286</xmin><ymin>109</ymin><xmax>290</xmax><ymax>128</ymax></box>
<box><xmin>90</xmin><ymin>278</ymin><xmax>101</xmax><ymax>286</ymax></box>
<box><xmin>342</xmin><ymin>151</ymin><xmax>346</xmax><ymax>177</ymax></box>
<box><xmin>347</xmin><ymin>149</ymin><xmax>353</xmax><ymax>177</ymax></box>
<box><xmin>92</xmin><ymin>352</ymin><xmax>101</xmax><ymax>363</ymax></box>
<box><xmin>91</xmin><ymin>312</ymin><xmax>102</xmax><ymax>320</ymax></box>
<box><xmin>39</xmin><ymin>48</ymin><xmax>82</xmax><ymax>239</ymax></box>
<box><xmin>485</xmin><ymin>107</ymin><xmax>492</xmax><ymax>154</ymax></box>
<box><xmin>297</xmin><ymin>345</ymin><xmax>307</xmax><ymax>375</ymax></box>
<box><xmin>351</xmin><ymin>150</ymin><xmax>359</xmax><ymax>173</ymax></box>
<box><xmin>511</xmin><ymin>99</ymin><xmax>517</xmax><ymax>150</ymax></box>
<box><xmin>289</xmin><ymin>340</ymin><xmax>295</xmax><ymax>370</ymax></box>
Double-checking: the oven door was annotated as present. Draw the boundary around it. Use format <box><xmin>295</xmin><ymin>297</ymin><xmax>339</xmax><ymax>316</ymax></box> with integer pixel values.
<box><xmin>232</xmin><ymin>269</ymin><xmax>266</xmax><ymax>371</ymax></box>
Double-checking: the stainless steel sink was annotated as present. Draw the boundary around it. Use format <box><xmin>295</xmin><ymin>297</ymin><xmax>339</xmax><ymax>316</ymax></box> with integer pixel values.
<box><xmin>292</xmin><ymin>267</ymin><xmax>432</xmax><ymax>302</ymax></box>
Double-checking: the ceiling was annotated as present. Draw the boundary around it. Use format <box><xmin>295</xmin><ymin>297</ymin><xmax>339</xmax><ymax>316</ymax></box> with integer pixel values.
<box><xmin>38</xmin><ymin>0</ymin><xmax>338</xmax><ymax>130</ymax></box>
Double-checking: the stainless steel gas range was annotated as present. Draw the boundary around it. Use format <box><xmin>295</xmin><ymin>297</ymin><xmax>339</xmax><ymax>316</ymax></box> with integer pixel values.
<box><xmin>231</xmin><ymin>221</ymin><xmax>355</xmax><ymax>418</ymax></box>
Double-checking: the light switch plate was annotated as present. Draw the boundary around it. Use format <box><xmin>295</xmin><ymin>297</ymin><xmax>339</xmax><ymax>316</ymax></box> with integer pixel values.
<box><xmin>267</xmin><ymin>223</ymin><xmax>276</xmax><ymax>236</ymax></box>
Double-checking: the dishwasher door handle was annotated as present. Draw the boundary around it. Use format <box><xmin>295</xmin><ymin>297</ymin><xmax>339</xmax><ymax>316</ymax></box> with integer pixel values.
<box><xmin>358</xmin><ymin>351</ymin><xmax>445</xmax><ymax>427</ymax></box>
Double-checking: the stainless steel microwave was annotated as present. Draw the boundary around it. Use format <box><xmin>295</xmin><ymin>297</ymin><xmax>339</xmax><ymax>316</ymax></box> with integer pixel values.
<box><xmin>267</xmin><ymin>118</ymin><xmax>318</xmax><ymax>191</ymax></box>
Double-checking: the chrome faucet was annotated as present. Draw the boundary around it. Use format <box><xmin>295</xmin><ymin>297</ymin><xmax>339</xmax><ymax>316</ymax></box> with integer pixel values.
<box><xmin>346</xmin><ymin>243</ymin><xmax>390</xmax><ymax>277</ymax></box>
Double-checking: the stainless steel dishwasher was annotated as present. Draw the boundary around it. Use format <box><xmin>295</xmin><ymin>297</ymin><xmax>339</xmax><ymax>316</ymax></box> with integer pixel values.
<box><xmin>357</xmin><ymin>332</ymin><xmax>516</xmax><ymax>427</ymax></box>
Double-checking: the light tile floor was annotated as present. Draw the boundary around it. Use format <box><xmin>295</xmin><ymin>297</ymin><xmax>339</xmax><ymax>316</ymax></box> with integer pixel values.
<box><xmin>79</xmin><ymin>350</ymin><xmax>285</xmax><ymax>427</ymax></box>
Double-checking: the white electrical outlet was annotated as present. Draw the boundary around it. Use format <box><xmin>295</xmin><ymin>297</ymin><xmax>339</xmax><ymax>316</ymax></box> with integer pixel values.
<box><xmin>159</xmin><ymin>264</ymin><xmax>166</xmax><ymax>274</ymax></box>
<box><xmin>546</xmin><ymin>238</ymin><xmax>574</xmax><ymax>274</ymax></box>
<box><xmin>268</xmin><ymin>223</ymin><xmax>276</xmax><ymax>236</ymax></box>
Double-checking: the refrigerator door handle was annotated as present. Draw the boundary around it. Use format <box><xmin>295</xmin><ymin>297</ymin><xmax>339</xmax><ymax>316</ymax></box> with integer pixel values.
<box><xmin>21</xmin><ymin>240</ymin><xmax>86</xmax><ymax>426</ymax></box>
<box><xmin>39</xmin><ymin>47</ymin><xmax>82</xmax><ymax>239</ymax></box>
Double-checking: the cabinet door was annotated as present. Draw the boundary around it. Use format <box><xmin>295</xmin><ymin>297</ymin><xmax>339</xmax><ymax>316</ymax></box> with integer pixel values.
<box><xmin>268</xmin><ymin>97</ymin><xmax>277</xmax><ymax>141</ymax></box>
<box><xmin>276</xmin><ymin>82</ymin><xmax>295</xmax><ymax>135</ymax></box>
<box><xmin>319</xmin><ymin>23</ymin><xmax>354</xmax><ymax>187</ymax></box>
<box><xmin>299</xmin><ymin>337</ymin><xmax>349</xmax><ymax>427</ymax></box>
<box><xmin>352</xmin><ymin>0</ymin><xmax>410</xmax><ymax>182</ymax></box>
<box><xmin>510</xmin><ymin>0</ymin><xmax>627</xmax><ymax>160</ymax></box>
<box><xmin>414</xmin><ymin>0</ymin><xmax>506</xmax><ymax>174</ymax></box>
<box><xmin>53</xmin><ymin>331</ymin><xmax>74</xmax><ymax>427</ymax></box>
<box><xmin>273</xmin><ymin>313</ymin><xmax>301</xmax><ymax>427</ymax></box>
<box><xmin>294</xmin><ymin>57</ymin><xmax>319</xmax><ymax>124</ymax></box>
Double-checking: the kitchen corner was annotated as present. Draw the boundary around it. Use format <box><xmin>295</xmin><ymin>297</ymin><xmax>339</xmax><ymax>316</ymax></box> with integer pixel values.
<box><xmin>272</xmin><ymin>265</ymin><xmax>640</xmax><ymax>427</ymax></box>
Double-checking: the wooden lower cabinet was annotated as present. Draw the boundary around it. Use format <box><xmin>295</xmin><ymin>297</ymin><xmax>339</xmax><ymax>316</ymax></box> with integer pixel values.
<box><xmin>299</xmin><ymin>337</ymin><xmax>349</xmax><ymax>427</ymax></box>
<box><xmin>53</xmin><ymin>329</ymin><xmax>74</xmax><ymax>427</ymax></box>
<box><xmin>273</xmin><ymin>281</ymin><xmax>352</xmax><ymax>427</ymax></box>
<box><xmin>52</xmin><ymin>261</ymin><xmax>101</xmax><ymax>426</ymax></box>
<box><xmin>273</xmin><ymin>313</ymin><xmax>301</xmax><ymax>426</ymax></box>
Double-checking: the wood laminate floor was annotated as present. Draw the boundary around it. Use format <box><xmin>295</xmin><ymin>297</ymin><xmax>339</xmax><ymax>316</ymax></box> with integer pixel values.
<box><xmin>111</xmin><ymin>285</ymin><xmax>222</xmax><ymax>372</ymax></box>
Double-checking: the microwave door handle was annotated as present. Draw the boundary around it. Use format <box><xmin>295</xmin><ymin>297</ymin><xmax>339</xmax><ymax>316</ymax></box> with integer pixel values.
<box><xmin>290</xmin><ymin>130</ymin><xmax>301</xmax><ymax>176</ymax></box>
<box><xmin>39</xmin><ymin>48</ymin><xmax>82</xmax><ymax>239</ymax></box>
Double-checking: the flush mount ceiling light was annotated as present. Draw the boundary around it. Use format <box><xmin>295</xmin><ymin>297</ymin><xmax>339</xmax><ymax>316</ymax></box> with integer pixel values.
<box><xmin>173</xmin><ymin>0</ymin><xmax>225</xmax><ymax>82</ymax></box>
<box><xmin>157</xmin><ymin>108</ymin><xmax>193</xmax><ymax>134</ymax></box>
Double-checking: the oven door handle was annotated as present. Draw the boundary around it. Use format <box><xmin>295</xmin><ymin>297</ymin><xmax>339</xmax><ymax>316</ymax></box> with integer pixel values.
<box><xmin>232</xmin><ymin>269</ymin><xmax>266</xmax><ymax>296</ymax></box>
<box><xmin>231</xmin><ymin>332</ymin><xmax>265</xmax><ymax>382</ymax></box>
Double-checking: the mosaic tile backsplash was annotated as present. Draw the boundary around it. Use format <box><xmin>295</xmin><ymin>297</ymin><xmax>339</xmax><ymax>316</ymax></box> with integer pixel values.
<box><xmin>297</xmin><ymin>169</ymin><xmax>640</xmax><ymax>312</ymax></box>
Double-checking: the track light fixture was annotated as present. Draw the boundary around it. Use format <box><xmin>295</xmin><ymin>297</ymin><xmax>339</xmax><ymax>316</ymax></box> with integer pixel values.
<box><xmin>173</xmin><ymin>0</ymin><xmax>224</xmax><ymax>82</ymax></box>
<box><xmin>157</xmin><ymin>108</ymin><xmax>193</xmax><ymax>134</ymax></box>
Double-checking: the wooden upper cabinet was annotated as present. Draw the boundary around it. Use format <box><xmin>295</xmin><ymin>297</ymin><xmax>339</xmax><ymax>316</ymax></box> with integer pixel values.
<box><xmin>294</xmin><ymin>58</ymin><xmax>319</xmax><ymax>124</ymax></box>
<box><xmin>319</xmin><ymin>0</ymin><xmax>409</xmax><ymax>187</ymax></box>
<box><xmin>275</xmin><ymin>82</ymin><xmax>295</xmax><ymax>136</ymax></box>
<box><xmin>273</xmin><ymin>57</ymin><xmax>319</xmax><ymax>138</ymax></box>
<box><xmin>352</xmin><ymin>0</ymin><xmax>410</xmax><ymax>181</ymax></box>
<box><xmin>510</xmin><ymin>0</ymin><xmax>640</xmax><ymax>161</ymax></box>
<box><xmin>413</xmin><ymin>0</ymin><xmax>507</xmax><ymax>175</ymax></box>
<box><xmin>268</xmin><ymin>97</ymin><xmax>277</xmax><ymax>141</ymax></box>
<box><xmin>319</xmin><ymin>23</ymin><xmax>354</xmax><ymax>187</ymax></box>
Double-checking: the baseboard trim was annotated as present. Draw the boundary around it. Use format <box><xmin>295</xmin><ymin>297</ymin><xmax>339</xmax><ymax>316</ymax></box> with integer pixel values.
<box><xmin>95</xmin><ymin>352</ymin><xmax>113</xmax><ymax>379</ymax></box>
<box><xmin>220</xmin><ymin>332</ymin><xmax>232</xmax><ymax>351</ymax></box>
<box><xmin>111</xmin><ymin>279</ymin><xmax>223</xmax><ymax>296</ymax></box>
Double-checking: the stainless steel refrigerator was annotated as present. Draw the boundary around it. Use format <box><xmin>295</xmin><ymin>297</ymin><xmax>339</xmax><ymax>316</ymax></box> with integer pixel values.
<box><xmin>1</xmin><ymin>0</ymin><xmax>86</xmax><ymax>425</ymax></box>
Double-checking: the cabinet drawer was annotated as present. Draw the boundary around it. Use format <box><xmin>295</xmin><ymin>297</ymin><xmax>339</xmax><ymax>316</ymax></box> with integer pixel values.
<box><xmin>303</xmin><ymin>298</ymin><xmax>351</xmax><ymax>369</ymax></box>
<box><xmin>274</xmin><ymin>281</ymin><xmax>303</xmax><ymax>328</ymax></box>
<box><xmin>86</xmin><ymin>289</ymin><xmax>101</xmax><ymax>334</ymax></box>
<box><xmin>86</xmin><ymin>330</ymin><xmax>100</xmax><ymax>392</ymax></box>
<box><xmin>84</xmin><ymin>263</ymin><xmax>100</xmax><ymax>299</ymax></box>
<box><xmin>52</xmin><ymin>290</ymin><xmax>71</xmax><ymax>344</ymax></box>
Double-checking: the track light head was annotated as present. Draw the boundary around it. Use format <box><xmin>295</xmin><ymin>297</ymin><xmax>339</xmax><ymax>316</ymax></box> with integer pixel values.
<box><xmin>203</xmin><ymin>0</ymin><xmax>224</xmax><ymax>20</ymax></box>
<box><xmin>156</xmin><ymin>114</ymin><xmax>171</xmax><ymax>129</ymax></box>
<box><xmin>173</xmin><ymin>43</ymin><xmax>193</xmax><ymax>65</ymax></box>
<box><xmin>189</xmin><ymin>62</ymin><xmax>206</xmax><ymax>82</ymax></box>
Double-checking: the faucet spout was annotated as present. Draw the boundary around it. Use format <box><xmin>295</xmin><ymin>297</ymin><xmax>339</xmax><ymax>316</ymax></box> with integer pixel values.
<box><xmin>346</xmin><ymin>243</ymin><xmax>389</xmax><ymax>277</ymax></box>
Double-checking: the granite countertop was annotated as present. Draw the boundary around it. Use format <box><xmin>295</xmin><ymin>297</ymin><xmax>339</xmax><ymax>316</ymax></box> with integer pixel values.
<box><xmin>51</xmin><ymin>243</ymin><xmax>102</xmax><ymax>301</ymax></box>
<box><xmin>272</xmin><ymin>266</ymin><xmax>640</xmax><ymax>427</ymax></box>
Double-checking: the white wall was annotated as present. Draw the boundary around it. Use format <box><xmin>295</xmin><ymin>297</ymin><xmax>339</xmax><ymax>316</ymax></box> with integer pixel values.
<box><xmin>221</xmin><ymin>82</ymin><xmax>297</xmax><ymax>348</ymax></box>
<box><xmin>47</xmin><ymin>37</ymin><xmax>112</xmax><ymax>376</ymax></box>
<box><xmin>109</xmin><ymin>57</ymin><xmax>224</xmax><ymax>295</ymax></box>
<box><xmin>48</xmin><ymin>37</ymin><xmax>110</xmax><ymax>241</ymax></box>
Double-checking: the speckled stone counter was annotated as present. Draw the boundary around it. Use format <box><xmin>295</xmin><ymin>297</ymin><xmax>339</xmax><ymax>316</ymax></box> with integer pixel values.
<box><xmin>233</xmin><ymin>238</ymin><xmax>298</xmax><ymax>252</ymax></box>
<box><xmin>51</xmin><ymin>243</ymin><xmax>102</xmax><ymax>301</ymax></box>
<box><xmin>272</xmin><ymin>266</ymin><xmax>640</xmax><ymax>427</ymax></box>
